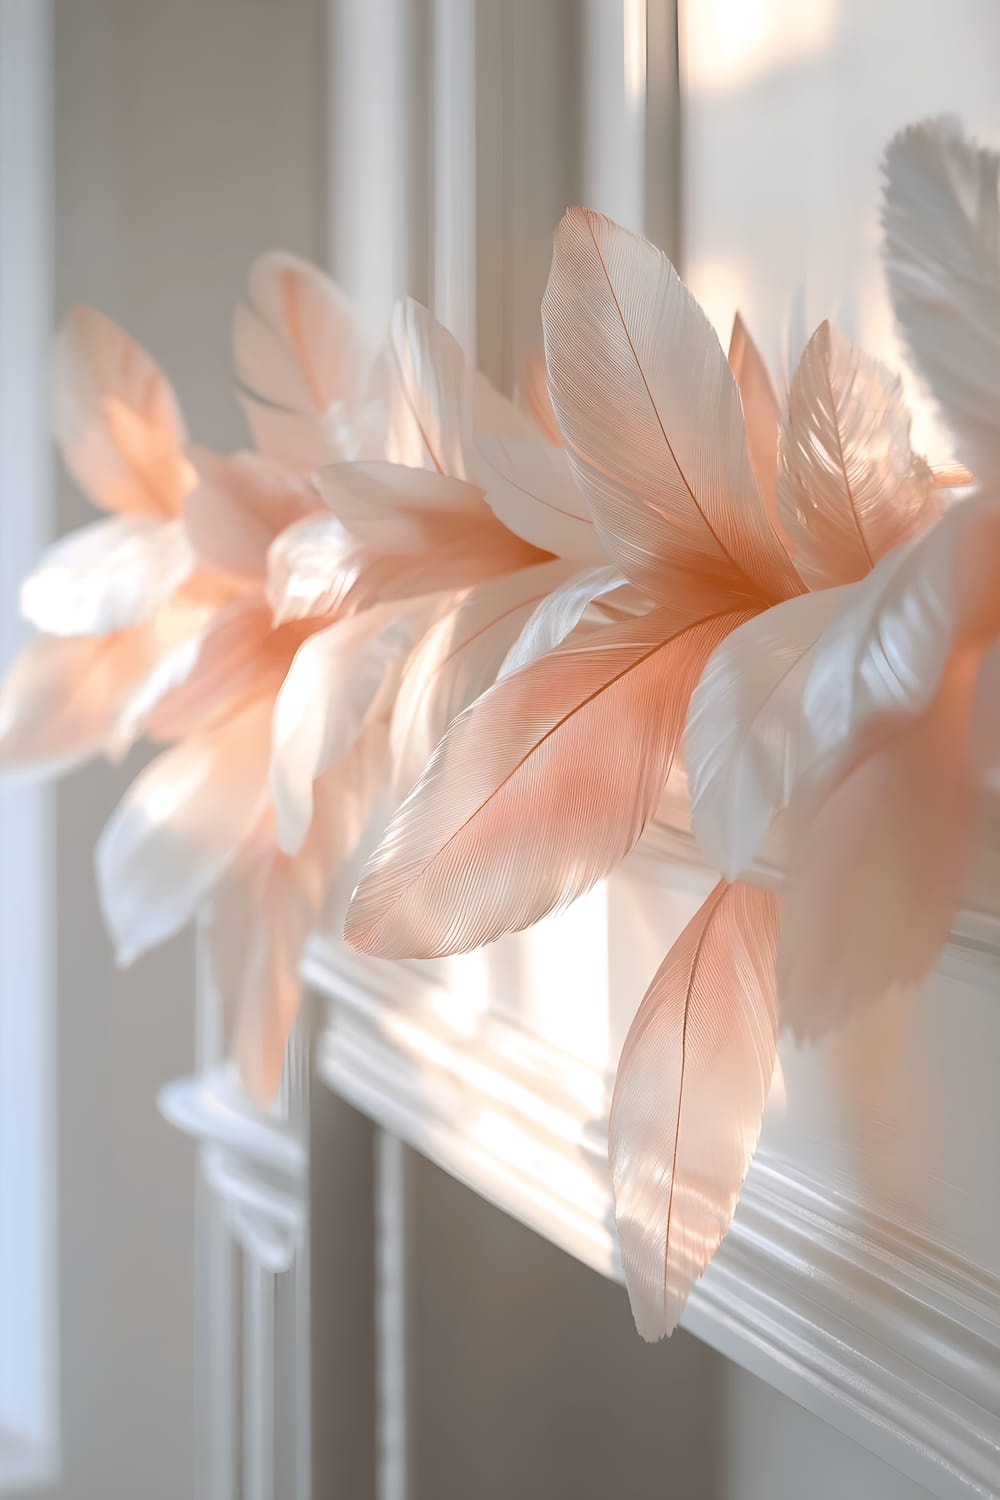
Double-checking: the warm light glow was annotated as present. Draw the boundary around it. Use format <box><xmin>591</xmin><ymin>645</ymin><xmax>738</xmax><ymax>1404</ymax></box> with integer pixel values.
<box><xmin>624</xmin><ymin>0</ymin><xmax>647</xmax><ymax>103</ymax></box>
<box><xmin>684</xmin><ymin>251</ymin><xmax>756</xmax><ymax>350</ymax></box>
<box><xmin>685</xmin><ymin>0</ymin><xmax>836</xmax><ymax>96</ymax></box>
<box><xmin>767</xmin><ymin>1052</ymin><xmax>788</xmax><ymax>1118</ymax></box>
<box><xmin>526</xmin><ymin>885</ymin><xmax>611</xmax><ymax>1070</ymax></box>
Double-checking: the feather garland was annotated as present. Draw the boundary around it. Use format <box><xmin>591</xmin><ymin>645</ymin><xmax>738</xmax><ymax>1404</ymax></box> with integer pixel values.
<box><xmin>3</xmin><ymin>123</ymin><xmax>997</xmax><ymax>1349</ymax></box>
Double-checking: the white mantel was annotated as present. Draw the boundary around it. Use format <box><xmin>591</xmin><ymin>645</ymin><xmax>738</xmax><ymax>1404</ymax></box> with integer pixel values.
<box><xmin>305</xmin><ymin>808</ymin><xmax>1000</xmax><ymax>1500</ymax></box>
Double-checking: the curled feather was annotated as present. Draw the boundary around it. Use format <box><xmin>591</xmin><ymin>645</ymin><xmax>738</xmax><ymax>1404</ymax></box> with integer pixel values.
<box><xmin>497</xmin><ymin>563</ymin><xmax>629</xmax><ymax>679</ymax></box>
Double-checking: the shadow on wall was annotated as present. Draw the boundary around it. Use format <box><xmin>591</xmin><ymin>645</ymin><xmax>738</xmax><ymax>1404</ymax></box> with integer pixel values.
<box><xmin>406</xmin><ymin>1150</ymin><xmax>933</xmax><ymax>1500</ymax></box>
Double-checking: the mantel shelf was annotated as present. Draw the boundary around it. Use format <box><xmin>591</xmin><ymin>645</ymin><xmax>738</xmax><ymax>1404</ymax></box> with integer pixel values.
<box><xmin>306</xmin><ymin>818</ymin><xmax>1000</xmax><ymax>1500</ymax></box>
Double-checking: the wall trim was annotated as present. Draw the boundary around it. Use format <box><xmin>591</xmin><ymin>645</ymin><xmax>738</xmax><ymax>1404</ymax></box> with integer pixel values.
<box><xmin>307</xmin><ymin>932</ymin><xmax>1000</xmax><ymax>1500</ymax></box>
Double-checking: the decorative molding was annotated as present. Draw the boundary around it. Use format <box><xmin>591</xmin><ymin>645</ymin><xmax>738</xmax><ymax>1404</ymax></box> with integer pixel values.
<box><xmin>307</xmin><ymin>930</ymin><xmax>1000</xmax><ymax>1500</ymax></box>
<box><xmin>160</xmin><ymin>924</ymin><xmax>312</xmax><ymax>1500</ymax></box>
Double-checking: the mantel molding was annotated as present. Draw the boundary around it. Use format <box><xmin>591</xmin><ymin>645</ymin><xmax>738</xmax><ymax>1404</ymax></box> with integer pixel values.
<box><xmin>307</xmin><ymin>930</ymin><xmax>1000</xmax><ymax>1500</ymax></box>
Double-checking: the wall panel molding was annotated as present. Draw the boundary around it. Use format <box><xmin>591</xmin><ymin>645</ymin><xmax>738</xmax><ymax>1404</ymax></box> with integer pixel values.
<box><xmin>307</xmin><ymin>914</ymin><xmax>1000</xmax><ymax>1500</ymax></box>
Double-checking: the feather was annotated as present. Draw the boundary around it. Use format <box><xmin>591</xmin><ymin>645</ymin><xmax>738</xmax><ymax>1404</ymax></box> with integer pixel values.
<box><xmin>266</xmin><ymin>513</ymin><xmax>374</xmax><ymax>623</ymax></box>
<box><xmin>800</xmin><ymin>498</ymin><xmax>1000</xmax><ymax>762</ymax></box>
<box><xmin>474</xmin><ymin>437</ymin><xmax>605</xmax><ymax>561</ymax></box>
<box><xmin>541</xmin><ymin>208</ymin><xmax>802</xmax><ymax>608</ymax></box>
<box><xmin>384</xmin><ymin>298</ymin><xmax>477</xmax><ymax>478</ymax></box>
<box><xmin>610</xmin><ymin>880</ymin><xmax>779</xmax><ymax>1340</ymax></box>
<box><xmin>233</xmin><ymin>251</ymin><xmax>370</xmax><ymax>474</ymax></box>
<box><xmin>184</xmin><ymin>449</ymin><xmax>316</xmax><ymax>582</ymax></box>
<box><xmin>471</xmin><ymin>371</ymin><xmax>541</xmax><ymax>443</ymax></box>
<box><xmin>52</xmin><ymin>307</ymin><xmax>194</xmax><ymax>517</ymax></box>
<box><xmin>497</xmin><ymin>563</ymin><xmax>629</xmax><ymax>679</ymax></box>
<box><xmin>20</xmin><ymin>515</ymin><xmax>194</xmax><ymax>637</ymax></box>
<box><xmin>777</xmin><ymin>321</ymin><xmax>940</xmax><ymax>588</ymax></box>
<box><xmin>216</xmin><ymin>723</ymin><xmax>390</xmax><ymax>1104</ymax></box>
<box><xmin>882</xmin><ymin>118</ymin><xmax>1000</xmax><ymax>482</ymax></box>
<box><xmin>0</xmin><ymin>629</ymin><xmax>163</xmax><ymax>775</ymax></box>
<box><xmin>777</xmin><ymin>497</ymin><xmax>1000</xmax><ymax>1034</ymax></box>
<box><xmin>516</xmin><ymin>345</ymin><xmax>562</xmax><ymax>444</ymax></box>
<box><xmin>972</xmin><ymin>637</ymin><xmax>1000</xmax><ymax>780</ymax></box>
<box><xmin>106</xmin><ymin>591</ymin><xmax>249</xmax><ymax>749</ymax></box>
<box><xmin>685</xmin><ymin>586</ymin><xmax>852</xmax><ymax>877</ymax></box>
<box><xmin>345</xmin><ymin>604</ymin><xmax>752</xmax><ymax>958</ymax></box>
<box><xmin>728</xmin><ymin>313</ymin><xmax>781</xmax><ymax>527</ymax></box>
<box><xmin>931</xmin><ymin>463</ymin><xmax>975</xmax><ymax>489</ymax></box>
<box><xmin>267</xmin><ymin>509</ymin><xmax>539</xmax><ymax>626</ymax></box>
<box><xmin>95</xmin><ymin>693</ymin><xmax>273</xmax><ymax>965</ymax></box>
<box><xmin>142</xmin><ymin>604</ymin><xmax>314</xmax><ymax>741</ymax></box>
<box><xmin>270</xmin><ymin>601</ymin><xmax>431</xmax><ymax>855</ymax></box>
<box><xmin>315</xmin><ymin>462</ymin><xmax>495</xmax><ymax>549</ymax></box>
<box><xmin>306</xmin><ymin>717</ymin><xmax>392</xmax><ymax>880</ymax></box>
<box><xmin>389</xmin><ymin>559</ymin><xmax>579</xmax><ymax>795</ymax></box>
<box><xmin>780</xmin><ymin>652</ymin><xmax>979</xmax><ymax>1038</ymax></box>
<box><xmin>229</xmin><ymin>851</ymin><xmax>311</xmax><ymax>1105</ymax></box>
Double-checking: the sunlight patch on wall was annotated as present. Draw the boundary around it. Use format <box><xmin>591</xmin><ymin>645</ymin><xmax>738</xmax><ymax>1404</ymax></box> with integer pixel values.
<box><xmin>684</xmin><ymin>0</ymin><xmax>836</xmax><ymax>97</ymax></box>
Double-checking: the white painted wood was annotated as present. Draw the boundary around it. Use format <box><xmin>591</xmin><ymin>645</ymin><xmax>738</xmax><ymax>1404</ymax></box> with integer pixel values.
<box><xmin>161</xmin><ymin>1007</ymin><xmax>311</xmax><ymax>1500</ymax></box>
<box><xmin>430</xmin><ymin>0</ymin><xmax>479</xmax><ymax>360</ymax></box>
<box><xmin>327</xmin><ymin>0</ymin><xmax>430</xmax><ymax>338</ymax></box>
<box><xmin>244</xmin><ymin>1261</ymin><xmax>276</xmax><ymax>1500</ymax></box>
<box><xmin>0</xmin><ymin>0</ymin><xmax>58</xmax><ymax>1488</ymax></box>
<box><xmin>308</xmin><ymin>820</ymin><xmax>1000</xmax><ymax>1500</ymax></box>
<box><xmin>194</xmin><ymin>1167</ymin><xmax>239</xmax><ymax>1500</ymax></box>
<box><xmin>579</xmin><ymin>0</ymin><xmax>680</xmax><ymax>256</ymax></box>
<box><xmin>374</xmin><ymin>1134</ymin><xmax>413</xmax><ymax>1500</ymax></box>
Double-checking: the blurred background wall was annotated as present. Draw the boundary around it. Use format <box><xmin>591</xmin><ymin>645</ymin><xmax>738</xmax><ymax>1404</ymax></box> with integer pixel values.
<box><xmin>5</xmin><ymin>1</ymin><xmax>994</xmax><ymax>1497</ymax></box>
<box><xmin>6</xmin><ymin>3</ymin><xmax>325</xmax><ymax>1497</ymax></box>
